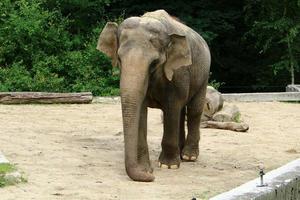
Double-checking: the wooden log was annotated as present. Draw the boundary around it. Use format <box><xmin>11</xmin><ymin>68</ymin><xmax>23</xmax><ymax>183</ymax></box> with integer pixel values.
<box><xmin>0</xmin><ymin>92</ymin><xmax>93</xmax><ymax>104</ymax></box>
<box><xmin>201</xmin><ymin>121</ymin><xmax>249</xmax><ymax>132</ymax></box>
<box><xmin>212</xmin><ymin>104</ymin><xmax>240</xmax><ymax>122</ymax></box>
<box><xmin>201</xmin><ymin>86</ymin><xmax>224</xmax><ymax>121</ymax></box>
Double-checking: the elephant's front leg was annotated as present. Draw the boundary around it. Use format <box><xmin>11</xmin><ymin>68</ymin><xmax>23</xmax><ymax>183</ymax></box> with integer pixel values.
<box><xmin>159</xmin><ymin>104</ymin><xmax>181</xmax><ymax>169</ymax></box>
<box><xmin>138</xmin><ymin>101</ymin><xmax>152</xmax><ymax>173</ymax></box>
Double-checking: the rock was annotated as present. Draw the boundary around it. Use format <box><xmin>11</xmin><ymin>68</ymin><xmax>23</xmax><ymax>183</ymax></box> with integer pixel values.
<box><xmin>212</xmin><ymin>105</ymin><xmax>240</xmax><ymax>122</ymax></box>
<box><xmin>286</xmin><ymin>84</ymin><xmax>300</xmax><ymax>92</ymax></box>
<box><xmin>4</xmin><ymin>171</ymin><xmax>22</xmax><ymax>184</ymax></box>
<box><xmin>201</xmin><ymin>86</ymin><xmax>224</xmax><ymax>121</ymax></box>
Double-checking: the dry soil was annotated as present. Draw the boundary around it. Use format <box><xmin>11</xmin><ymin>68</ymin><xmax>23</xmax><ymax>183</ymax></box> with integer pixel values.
<box><xmin>0</xmin><ymin>102</ymin><xmax>300</xmax><ymax>200</ymax></box>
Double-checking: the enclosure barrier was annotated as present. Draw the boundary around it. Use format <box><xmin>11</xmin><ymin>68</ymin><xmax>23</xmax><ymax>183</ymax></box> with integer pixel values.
<box><xmin>1</xmin><ymin>92</ymin><xmax>299</xmax><ymax>104</ymax></box>
<box><xmin>93</xmin><ymin>92</ymin><xmax>300</xmax><ymax>104</ymax></box>
<box><xmin>210</xmin><ymin>159</ymin><xmax>300</xmax><ymax>200</ymax></box>
<box><xmin>222</xmin><ymin>92</ymin><xmax>300</xmax><ymax>102</ymax></box>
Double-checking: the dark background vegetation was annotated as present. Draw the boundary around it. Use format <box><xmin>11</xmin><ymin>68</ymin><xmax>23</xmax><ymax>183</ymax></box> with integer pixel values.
<box><xmin>0</xmin><ymin>0</ymin><xmax>299</xmax><ymax>95</ymax></box>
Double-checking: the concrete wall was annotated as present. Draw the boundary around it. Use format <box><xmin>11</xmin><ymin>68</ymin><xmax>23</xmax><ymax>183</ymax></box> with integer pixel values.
<box><xmin>222</xmin><ymin>92</ymin><xmax>300</xmax><ymax>102</ymax></box>
<box><xmin>210</xmin><ymin>159</ymin><xmax>300</xmax><ymax>200</ymax></box>
<box><xmin>93</xmin><ymin>92</ymin><xmax>300</xmax><ymax>104</ymax></box>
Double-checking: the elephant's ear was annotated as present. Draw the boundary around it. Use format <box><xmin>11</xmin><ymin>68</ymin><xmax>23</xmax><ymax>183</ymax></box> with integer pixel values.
<box><xmin>164</xmin><ymin>34</ymin><xmax>192</xmax><ymax>81</ymax></box>
<box><xmin>97</xmin><ymin>22</ymin><xmax>118</xmax><ymax>67</ymax></box>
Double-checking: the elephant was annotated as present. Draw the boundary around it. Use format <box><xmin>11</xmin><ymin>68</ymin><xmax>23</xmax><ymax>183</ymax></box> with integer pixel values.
<box><xmin>97</xmin><ymin>10</ymin><xmax>211</xmax><ymax>182</ymax></box>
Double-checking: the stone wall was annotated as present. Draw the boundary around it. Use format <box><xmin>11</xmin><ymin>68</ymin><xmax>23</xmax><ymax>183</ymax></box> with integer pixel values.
<box><xmin>210</xmin><ymin>159</ymin><xmax>300</xmax><ymax>200</ymax></box>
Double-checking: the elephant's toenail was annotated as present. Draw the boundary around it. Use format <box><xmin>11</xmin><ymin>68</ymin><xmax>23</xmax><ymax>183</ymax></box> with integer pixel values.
<box><xmin>191</xmin><ymin>156</ymin><xmax>197</xmax><ymax>160</ymax></box>
<box><xmin>182</xmin><ymin>155</ymin><xmax>189</xmax><ymax>160</ymax></box>
<box><xmin>161</xmin><ymin>164</ymin><xmax>169</xmax><ymax>169</ymax></box>
<box><xmin>170</xmin><ymin>165</ymin><xmax>179</xmax><ymax>169</ymax></box>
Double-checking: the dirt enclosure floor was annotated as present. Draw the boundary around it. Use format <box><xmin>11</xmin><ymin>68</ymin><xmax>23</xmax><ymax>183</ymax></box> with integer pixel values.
<box><xmin>0</xmin><ymin>102</ymin><xmax>300</xmax><ymax>200</ymax></box>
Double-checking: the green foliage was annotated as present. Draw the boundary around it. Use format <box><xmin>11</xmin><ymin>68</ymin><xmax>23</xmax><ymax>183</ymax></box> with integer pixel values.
<box><xmin>244</xmin><ymin>0</ymin><xmax>300</xmax><ymax>85</ymax></box>
<box><xmin>0</xmin><ymin>0</ymin><xmax>70</xmax><ymax>64</ymax></box>
<box><xmin>0</xmin><ymin>62</ymin><xmax>33</xmax><ymax>91</ymax></box>
<box><xmin>0</xmin><ymin>0</ymin><xmax>118</xmax><ymax>96</ymax></box>
<box><xmin>233</xmin><ymin>113</ymin><xmax>241</xmax><ymax>123</ymax></box>
<box><xmin>0</xmin><ymin>0</ymin><xmax>299</xmax><ymax>94</ymax></box>
<box><xmin>43</xmin><ymin>0</ymin><xmax>112</xmax><ymax>35</ymax></box>
<box><xmin>0</xmin><ymin>0</ymin><xmax>70</xmax><ymax>92</ymax></box>
<box><xmin>0</xmin><ymin>163</ymin><xmax>15</xmax><ymax>174</ymax></box>
<box><xmin>0</xmin><ymin>163</ymin><xmax>26</xmax><ymax>188</ymax></box>
<box><xmin>208</xmin><ymin>79</ymin><xmax>224</xmax><ymax>90</ymax></box>
<box><xmin>61</xmin><ymin>30</ymin><xmax>119</xmax><ymax>95</ymax></box>
<box><xmin>0</xmin><ymin>163</ymin><xmax>16</xmax><ymax>187</ymax></box>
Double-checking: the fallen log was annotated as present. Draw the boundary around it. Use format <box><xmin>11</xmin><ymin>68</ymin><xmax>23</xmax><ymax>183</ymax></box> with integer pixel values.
<box><xmin>212</xmin><ymin>104</ymin><xmax>240</xmax><ymax>122</ymax></box>
<box><xmin>201</xmin><ymin>121</ymin><xmax>249</xmax><ymax>132</ymax></box>
<box><xmin>0</xmin><ymin>92</ymin><xmax>93</xmax><ymax>104</ymax></box>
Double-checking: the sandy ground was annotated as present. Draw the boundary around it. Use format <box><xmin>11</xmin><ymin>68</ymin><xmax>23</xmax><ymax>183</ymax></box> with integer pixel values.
<box><xmin>0</xmin><ymin>102</ymin><xmax>300</xmax><ymax>200</ymax></box>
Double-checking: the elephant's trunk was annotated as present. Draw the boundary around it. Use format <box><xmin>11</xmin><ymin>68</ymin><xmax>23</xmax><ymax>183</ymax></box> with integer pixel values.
<box><xmin>120</xmin><ymin>94</ymin><xmax>154</xmax><ymax>182</ymax></box>
<box><xmin>120</xmin><ymin>51</ymin><xmax>154</xmax><ymax>182</ymax></box>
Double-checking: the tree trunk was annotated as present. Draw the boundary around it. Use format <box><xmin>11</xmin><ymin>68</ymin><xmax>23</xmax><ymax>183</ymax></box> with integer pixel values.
<box><xmin>212</xmin><ymin>104</ymin><xmax>240</xmax><ymax>122</ymax></box>
<box><xmin>287</xmin><ymin>34</ymin><xmax>295</xmax><ymax>85</ymax></box>
<box><xmin>0</xmin><ymin>92</ymin><xmax>92</xmax><ymax>104</ymax></box>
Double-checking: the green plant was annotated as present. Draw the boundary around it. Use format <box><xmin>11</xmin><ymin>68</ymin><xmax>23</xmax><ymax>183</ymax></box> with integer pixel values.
<box><xmin>0</xmin><ymin>163</ymin><xmax>15</xmax><ymax>174</ymax></box>
<box><xmin>0</xmin><ymin>0</ymin><xmax>118</xmax><ymax>96</ymax></box>
<box><xmin>244</xmin><ymin>0</ymin><xmax>300</xmax><ymax>85</ymax></box>
<box><xmin>1</xmin><ymin>0</ymin><xmax>298</xmax><ymax>95</ymax></box>
<box><xmin>0</xmin><ymin>163</ymin><xmax>16</xmax><ymax>187</ymax></box>
<box><xmin>233</xmin><ymin>113</ymin><xmax>241</xmax><ymax>123</ymax></box>
<box><xmin>208</xmin><ymin>80</ymin><xmax>224</xmax><ymax>90</ymax></box>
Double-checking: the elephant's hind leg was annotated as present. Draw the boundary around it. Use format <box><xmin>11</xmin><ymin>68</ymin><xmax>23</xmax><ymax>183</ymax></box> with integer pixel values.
<box><xmin>179</xmin><ymin>107</ymin><xmax>186</xmax><ymax>154</ymax></box>
<box><xmin>182</xmin><ymin>87</ymin><xmax>206</xmax><ymax>161</ymax></box>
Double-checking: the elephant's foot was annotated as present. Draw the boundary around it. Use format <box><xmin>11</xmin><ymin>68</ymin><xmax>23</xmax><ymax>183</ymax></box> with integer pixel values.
<box><xmin>146</xmin><ymin>164</ymin><xmax>154</xmax><ymax>173</ymax></box>
<box><xmin>158</xmin><ymin>152</ymin><xmax>180</xmax><ymax>169</ymax></box>
<box><xmin>139</xmin><ymin>160</ymin><xmax>153</xmax><ymax>173</ymax></box>
<box><xmin>181</xmin><ymin>145</ymin><xmax>199</xmax><ymax>161</ymax></box>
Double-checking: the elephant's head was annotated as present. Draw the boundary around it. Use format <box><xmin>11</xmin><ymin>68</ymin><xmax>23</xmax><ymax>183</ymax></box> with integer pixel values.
<box><xmin>97</xmin><ymin>10</ymin><xmax>192</xmax><ymax>182</ymax></box>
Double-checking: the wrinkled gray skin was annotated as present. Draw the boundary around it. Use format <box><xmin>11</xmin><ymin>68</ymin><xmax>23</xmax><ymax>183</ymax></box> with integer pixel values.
<box><xmin>97</xmin><ymin>10</ymin><xmax>210</xmax><ymax>182</ymax></box>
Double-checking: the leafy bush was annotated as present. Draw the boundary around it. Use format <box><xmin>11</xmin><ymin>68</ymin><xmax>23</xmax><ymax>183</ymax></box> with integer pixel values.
<box><xmin>1</xmin><ymin>0</ymin><xmax>298</xmax><ymax>95</ymax></box>
<box><xmin>0</xmin><ymin>62</ymin><xmax>32</xmax><ymax>91</ymax></box>
<box><xmin>244</xmin><ymin>0</ymin><xmax>300</xmax><ymax>85</ymax></box>
<box><xmin>0</xmin><ymin>0</ymin><xmax>118</xmax><ymax>96</ymax></box>
<box><xmin>61</xmin><ymin>29</ymin><xmax>119</xmax><ymax>95</ymax></box>
<box><xmin>208</xmin><ymin>79</ymin><xmax>224</xmax><ymax>90</ymax></box>
<box><xmin>0</xmin><ymin>163</ymin><xmax>26</xmax><ymax>188</ymax></box>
